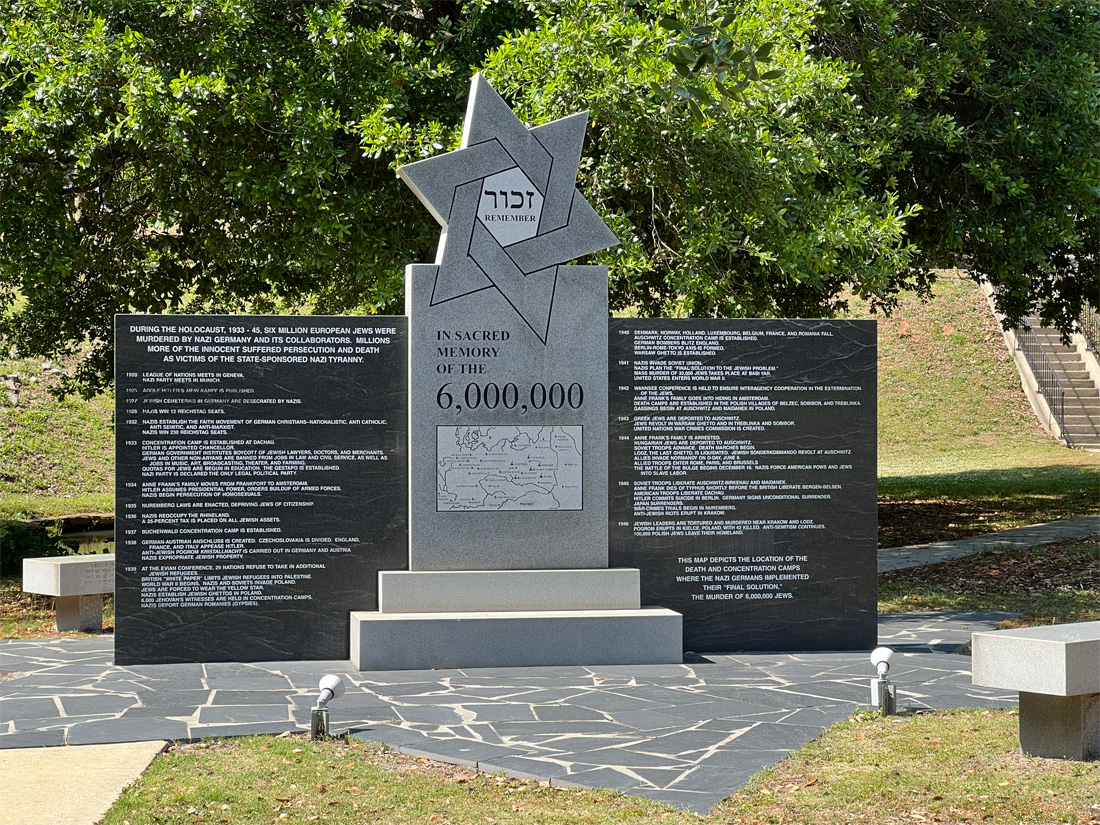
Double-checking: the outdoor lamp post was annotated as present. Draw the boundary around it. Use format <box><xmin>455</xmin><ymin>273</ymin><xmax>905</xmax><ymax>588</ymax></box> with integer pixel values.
<box><xmin>310</xmin><ymin>674</ymin><xmax>345</xmax><ymax>740</ymax></box>
<box><xmin>869</xmin><ymin>647</ymin><xmax>897</xmax><ymax>716</ymax></box>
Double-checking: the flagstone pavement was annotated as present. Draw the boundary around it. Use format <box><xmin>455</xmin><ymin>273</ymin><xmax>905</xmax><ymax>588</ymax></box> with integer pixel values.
<box><xmin>1</xmin><ymin>611</ymin><xmax>1018</xmax><ymax>815</ymax></box>
<box><xmin>8</xmin><ymin>517</ymin><xmax>1098</xmax><ymax>819</ymax></box>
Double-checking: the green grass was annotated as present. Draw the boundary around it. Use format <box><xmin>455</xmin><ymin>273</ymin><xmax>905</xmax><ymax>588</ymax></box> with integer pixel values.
<box><xmin>847</xmin><ymin>274</ymin><xmax>1098</xmax><ymax>545</ymax></box>
<box><xmin>102</xmin><ymin>735</ymin><xmax>698</xmax><ymax>825</ymax></box>
<box><xmin>100</xmin><ymin>713</ymin><xmax>1100</xmax><ymax>825</ymax></box>
<box><xmin>0</xmin><ymin>351</ymin><xmax>113</xmax><ymax>517</ymax></box>
<box><xmin>876</xmin><ymin>463</ymin><xmax>1098</xmax><ymax>547</ymax></box>
<box><xmin>715</xmin><ymin>709</ymin><xmax>1099</xmax><ymax>825</ymax></box>
<box><xmin>859</xmin><ymin>273</ymin><xmax>1090</xmax><ymax>475</ymax></box>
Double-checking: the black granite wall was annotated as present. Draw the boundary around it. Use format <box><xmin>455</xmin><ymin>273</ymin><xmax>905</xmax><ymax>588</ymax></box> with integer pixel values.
<box><xmin>609</xmin><ymin>319</ymin><xmax>877</xmax><ymax>652</ymax></box>
<box><xmin>114</xmin><ymin>315</ymin><xmax>408</xmax><ymax>664</ymax></box>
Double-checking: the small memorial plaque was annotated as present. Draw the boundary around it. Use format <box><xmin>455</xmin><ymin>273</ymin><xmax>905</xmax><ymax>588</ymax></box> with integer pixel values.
<box><xmin>609</xmin><ymin>319</ymin><xmax>877</xmax><ymax>652</ymax></box>
<box><xmin>72</xmin><ymin>559</ymin><xmax>115</xmax><ymax>594</ymax></box>
<box><xmin>478</xmin><ymin>168</ymin><xmax>544</xmax><ymax>245</ymax></box>
<box><xmin>114</xmin><ymin>315</ymin><xmax>407</xmax><ymax>664</ymax></box>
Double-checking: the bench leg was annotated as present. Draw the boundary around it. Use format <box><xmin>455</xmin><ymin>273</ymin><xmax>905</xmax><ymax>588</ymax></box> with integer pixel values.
<box><xmin>1019</xmin><ymin>691</ymin><xmax>1100</xmax><ymax>761</ymax></box>
<box><xmin>55</xmin><ymin>595</ymin><xmax>104</xmax><ymax>632</ymax></box>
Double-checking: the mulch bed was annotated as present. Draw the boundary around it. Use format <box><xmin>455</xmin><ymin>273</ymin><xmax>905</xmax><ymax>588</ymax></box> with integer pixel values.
<box><xmin>880</xmin><ymin>535</ymin><xmax>1100</xmax><ymax>595</ymax></box>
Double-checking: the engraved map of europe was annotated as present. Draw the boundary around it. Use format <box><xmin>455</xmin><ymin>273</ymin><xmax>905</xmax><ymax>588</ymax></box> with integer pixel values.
<box><xmin>437</xmin><ymin>426</ymin><xmax>583</xmax><ymax>511</ymax></box>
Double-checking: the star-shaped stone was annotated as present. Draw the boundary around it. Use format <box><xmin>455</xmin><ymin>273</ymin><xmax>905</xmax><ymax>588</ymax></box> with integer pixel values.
<box><xmin>398</xmin><ymin>74</ymin><xmax>618</xmax><ymax>343</ymax></box>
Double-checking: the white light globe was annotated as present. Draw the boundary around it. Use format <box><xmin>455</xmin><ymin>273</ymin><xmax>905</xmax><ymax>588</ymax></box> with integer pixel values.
<box><xmin>870</xmin><ymin>647</ymin><xmax>895</xmax><ymax>668</ymax></box>
<box><xmin>870</xmin><ymin>646</ymin><xmax>895</xmax><ymax>678</ymax></box>
<box><xmin>319</xmin><ymin>674</ymin><xmax>345</xmax><ymax>700</ymax></box>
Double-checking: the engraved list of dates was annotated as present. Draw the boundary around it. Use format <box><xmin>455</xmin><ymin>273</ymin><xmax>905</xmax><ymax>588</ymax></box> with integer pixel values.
<box><xmin>114</xmin><ymin>314</ymin><xmax>408</xmax><ymax>664</ymax></box>
<box><xmin>608</xmin><ymin>318</ymin><xmax>878</xmax><ymax>652</ymax></box>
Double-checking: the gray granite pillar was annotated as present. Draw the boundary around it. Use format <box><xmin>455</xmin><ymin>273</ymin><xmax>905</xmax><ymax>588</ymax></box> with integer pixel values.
<box><xmin>1019</xmin><ymin>691</ymin><xmax>1100</xmax><ymax>760</ymax></box>
<box><xmin>55</xmin><ymin>594</ymin><xmax>104</xmax><ymax>632</ymax></box>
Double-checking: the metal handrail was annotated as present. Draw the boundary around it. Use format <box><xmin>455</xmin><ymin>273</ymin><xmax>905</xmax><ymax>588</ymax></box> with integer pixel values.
<box><xmin>1017</xmin><ymin>320</ymin><xmax>1069</xmax><ymax>445</ymax></box>
<box><xmin>1079</xmin><ymin>302</ymin><xmax>1100</xmax><ymax>356</ymax></box>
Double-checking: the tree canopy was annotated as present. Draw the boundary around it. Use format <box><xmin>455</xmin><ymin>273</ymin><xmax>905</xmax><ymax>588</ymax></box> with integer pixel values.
<box><xmin>1</xmin><ymin>0</ymin><xmax>1096</xmax><ymax>395</ymax></box>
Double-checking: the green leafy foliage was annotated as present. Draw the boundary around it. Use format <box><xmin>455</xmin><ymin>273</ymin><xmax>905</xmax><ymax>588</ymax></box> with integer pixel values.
<box><xmin>0</xmin><ymin>520</ymin><xmax>68</xmax><ymax>577</ymax></box>
<box><xmin>0</xmin><ymin>0</ymin><xmax>532</xmax><ymax>394</ymax></box>
<box><xmin>488</xmin><ymin>0</ymin><xmax>926</xmax><ymax>320</ymax></box>
<box><xmin>655</xmin><ymin>1</ymin><xmax>786</xmax><ymax>118</ymax></box>
<box><xmin>813</xmin><ymin>0</ymin><xmax>1100</xmax><ymax>336</ymax></box>
<box><xmin>1</xmin><ymin>0</ymin><xmax>1096</xmax><ymax>394</ymax></box>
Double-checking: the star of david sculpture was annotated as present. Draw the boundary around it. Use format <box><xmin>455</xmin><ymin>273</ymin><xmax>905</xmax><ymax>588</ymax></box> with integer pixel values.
<box><xmin>398</xmin><ymin>74</ymin><xmax>619</xmax><ymax>343</ymax></box>
<box><xmin>349</xmin><ymin>75</ymin><xmax>683</xmax><ymax>669</ymax></box>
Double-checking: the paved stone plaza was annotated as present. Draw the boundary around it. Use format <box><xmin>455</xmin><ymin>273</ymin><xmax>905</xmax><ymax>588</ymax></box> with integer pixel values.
<box><xmin>1</xmin><ymin>612</ymin><xmax>1017</xmax><ymax>813</ymax></box>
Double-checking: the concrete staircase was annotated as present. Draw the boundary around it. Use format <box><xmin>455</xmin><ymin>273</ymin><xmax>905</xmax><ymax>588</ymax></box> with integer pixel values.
<box><xmin>1022</xmin><ymin>318</ymin><xmax>1100</xmax><ymax>449</ymax></box>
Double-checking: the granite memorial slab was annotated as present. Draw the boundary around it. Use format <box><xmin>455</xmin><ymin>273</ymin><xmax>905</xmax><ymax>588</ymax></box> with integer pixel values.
<box><xmin>398</xmin><ymin>74</ymin><xmax>617</xmax><ymax>570</ymax></box>
<box><xmin>114</xmin><ymin>315</ymin><xmax>408</xmax><ymax>664</ymax></box>
<box><xmin>609</xmin><ymin>319</ymin><xmax>878</xmax><ymax>652</ymax></box>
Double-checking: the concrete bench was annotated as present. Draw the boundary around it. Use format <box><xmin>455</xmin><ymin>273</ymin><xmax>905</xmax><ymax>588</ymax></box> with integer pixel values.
<box><xmin>972</xmin><ymin>621</ymin><xmax>1099</xmax><ymax>760</ymax></box>
<box><xmin>22</xmin><ymin>554</ymin><xmax>115</xmax><ymax>632</ymax></box>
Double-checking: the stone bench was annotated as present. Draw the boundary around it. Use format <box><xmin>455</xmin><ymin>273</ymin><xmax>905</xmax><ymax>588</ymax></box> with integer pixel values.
<box><xmin>22</xmin><ymin>554</ymin><xmax>115</xmax><ymax>632</ymax></box>
<box><xmin>972</xmin><ymin>621</ymin><xmax>1099</xmax><ymax>760</ymax></box>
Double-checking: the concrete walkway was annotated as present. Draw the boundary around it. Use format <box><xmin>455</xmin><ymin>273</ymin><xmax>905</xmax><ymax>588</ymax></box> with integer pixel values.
<box><xmin>0</xmin><ymin>740</ymin><xmax>165</xmax><ymax>825</ymax></box>
<box><xmin>1</xmin><ymin>517</ymin><xmax>1095</xmax><ymax>823</ymax></box>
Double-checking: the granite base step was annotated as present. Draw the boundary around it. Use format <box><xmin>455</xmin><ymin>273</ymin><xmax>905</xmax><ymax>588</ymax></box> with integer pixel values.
<box><xmin>350</xmin><ymin>607</ymin><xmax>683</xmax><ymax>670</ymax></box>
<box><xmin>378</xmin><ymin>568</ymin><xmax>641</xmax><ymax>613</ymax></box>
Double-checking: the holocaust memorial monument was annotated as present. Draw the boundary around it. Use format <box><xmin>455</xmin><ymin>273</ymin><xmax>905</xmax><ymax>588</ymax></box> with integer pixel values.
<box><xmin>114</xmin><ymin>76</ymin><xmax>875</xmax><ymax>669</ymax></box>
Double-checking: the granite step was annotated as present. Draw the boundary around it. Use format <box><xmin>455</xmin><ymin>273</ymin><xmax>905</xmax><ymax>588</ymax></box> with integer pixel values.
<box><xmin>377</xmin><ymin>569</ymin><xmax>642</xmax><ymax>613</ymax></box>
<box><xmin>351</xmin><ymin>607</ymin><xmax>683</xmax><ymax>670</ymax></box>
<box><xmin>1063</xmin><ymin>426</ymin><xmax>1100</xmax><ymax>437</ymax></box>
<box><xmin>1063</xmin><ymin>414</ymin><xmax>1100</xmax><ymax>424</ymax></box>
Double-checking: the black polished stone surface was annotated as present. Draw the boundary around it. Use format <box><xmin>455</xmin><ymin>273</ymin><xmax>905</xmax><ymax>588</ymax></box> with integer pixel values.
<box><xmin>114</xmin><ymin>315</ymin><xmax>408</xmax><ymax>664</ymax></box>
<box><xmin>609</xmin><ymin>319</ymin><xmax>877</xmax><ymax>652</ymax></box>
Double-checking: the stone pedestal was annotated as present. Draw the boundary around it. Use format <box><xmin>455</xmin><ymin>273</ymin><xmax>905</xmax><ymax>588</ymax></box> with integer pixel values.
<box><xmin>352</xmin><ymin>605</ymin><xmax>682</xmax><ymax>671</ymax></box>
<box><xmin>354</xmin><ymin>562</ymin><xmax>683</xmax><ymax>671</ymax></box>
<box><xmin>56</xmin><ymin>594</ymin><xmax>105</xmax><ymax>632</ymax></box>
<box><xmin>23</xmin><ymin>555</ymin><xmax>114</xmax><ymax>632</ymax></box>
<box><xmin>1019</xmin><ymin>691</ymin><xmax>1099</xmax><ymax>761</ymax></box>
<box><xmin>378</xmin><ymin>569</ymin><xmax>641</xmax><ymax>613</ymax></box>
<box><xmin>353</xmin><ymin>568</ymin><xmax>680</xmax><ymax>669</ymax></box>
<box><xmin>972</xmin><ymin>621</ymin><xmax>1100</xmax><ymax>761</ymax></box>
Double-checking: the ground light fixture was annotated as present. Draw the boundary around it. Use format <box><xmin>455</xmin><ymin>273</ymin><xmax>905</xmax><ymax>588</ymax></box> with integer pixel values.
<box><xmin>310</xmin><ymin>674</ymin><xmax>345</xmax><ymax>740</ymax></box>
<box><xmin>869</xmin><ymin>647</ymin><xmax>897</xmax><ymax>715</ymax></box>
